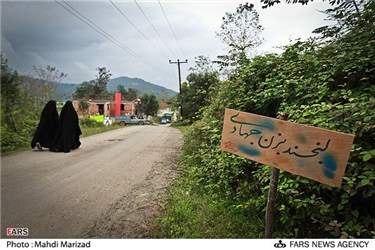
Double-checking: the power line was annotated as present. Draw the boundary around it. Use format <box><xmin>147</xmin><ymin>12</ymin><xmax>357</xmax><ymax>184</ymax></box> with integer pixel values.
<box><xmin>59</xmin><ymin>0</ymin><xmax>173</xmax><ymax>77</ymax></box>
<box><xmin>158</xmin><ymin>0</ymin><xmax>187</xmax><ymax>58</ymax></box>
<box><xmin>110</xmin><ymin>0</ymin><xmax>177</xmax><ymax>80</ymax></box>
<box><xmin>60</xmin><ymin>0</ymin><xmax>129</xmax><ymax>53</ymax></box>
<box><xmin>55</xmin><ymin>0</ymin><xmax>174</xmax><ymax>79</ymax></box>
<box><xmin>133</xmin><ymin>0</ymin><xmax>178</xmax><ymax>59</ymax></box>
<box><xmin>109</xmin><ymin>0</ymin><xmax>171</xmax><ymax>61</ymax></box>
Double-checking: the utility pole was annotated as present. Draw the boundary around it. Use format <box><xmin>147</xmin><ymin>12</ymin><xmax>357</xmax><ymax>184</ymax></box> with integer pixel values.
<box><xmin>169</xmin><ymin>59</ymin><xmax>188</xmax><ymax>119</ymax></box>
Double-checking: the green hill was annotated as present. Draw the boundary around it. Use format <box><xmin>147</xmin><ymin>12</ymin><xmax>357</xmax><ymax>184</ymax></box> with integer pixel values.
<box><xmin>56</xmin><ymin>83</ymin><xmax>79</xmax><ymax>100</ymax></box>
<box><xmin>56</xmin><ymin>76</ymin><xmax>177</xmax><ymax>100</ymax></box>
<box><xmin>107</xmin><ymin>76</ymin><xmax>177</xmax><ymax>98</ymax></box>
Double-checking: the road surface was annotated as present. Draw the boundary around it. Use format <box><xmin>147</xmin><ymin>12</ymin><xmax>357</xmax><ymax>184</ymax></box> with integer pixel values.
<box><xmin>1</xmin><ymin>125</ymin><xmax>182</xmax><ymax>238</ymax></box>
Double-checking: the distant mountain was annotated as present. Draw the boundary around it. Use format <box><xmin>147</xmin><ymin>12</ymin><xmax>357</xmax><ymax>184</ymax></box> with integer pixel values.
<box><xmin>56</xmin><ymin>83</ymin><xmax>79</xmax><ymax>100</ymax></box>
<box><xmin>108</xmin><ymin>76</ymin><xmax>177</xmax><ymax>98</ymax></box>
<box><xmin>56</xmin><ymin>76</ymin><xmax>177</xmax><ymax>100</ymax></box>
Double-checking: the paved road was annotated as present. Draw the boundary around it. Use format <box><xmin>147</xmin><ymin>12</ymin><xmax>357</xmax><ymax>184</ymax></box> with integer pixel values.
<box><xmin>1</xmin><ymin>125</ymin><xmax>182</xmax><ymax>238</ymax></box>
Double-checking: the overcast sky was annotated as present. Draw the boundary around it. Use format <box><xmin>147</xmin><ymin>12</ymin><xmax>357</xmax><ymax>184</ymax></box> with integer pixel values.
<box><xmin>1</xmin><ymin>0</ymin><xmax>332</xmax><ymax>92</ymax></box>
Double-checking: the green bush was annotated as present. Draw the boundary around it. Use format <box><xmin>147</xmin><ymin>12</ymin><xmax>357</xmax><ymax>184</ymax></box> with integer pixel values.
<box><xmin>157</xmin><ymin>2</ymin><xmax>375</xmax><ymax>238</ymax></box>
<box><xmin>79</xmin><ymin>117</ymin><xmax>104</xmax><ymax>128</ymax></box>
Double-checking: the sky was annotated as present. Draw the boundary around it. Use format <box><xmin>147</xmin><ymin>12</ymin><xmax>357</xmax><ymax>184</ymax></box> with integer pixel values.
<box><xmin>1</xmin><ymin>0</ymin><xmax>333</xmax><ymax>92</ymax></box>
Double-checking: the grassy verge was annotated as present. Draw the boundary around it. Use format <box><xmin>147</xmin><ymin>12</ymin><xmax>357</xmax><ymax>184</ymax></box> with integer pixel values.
<box><xmin>1</xmin><ymin>124</ymin><xmax>123</xmax><ymax>154</ymax></box>
<box><xmin>151</xmin><ymin>123</ymin><xmax>263</xmax><ymax>238</ymax></box>
<box><xmin>150</xmin><ymin>121</ymin><xmax>269</xmax><ymax>238</ymax></box>
<box><xmin>170</xmin><ymin>121</ymin><xmax>191</xmax><ymax>134</ymax></box>
<box><xmin>151</xmin><ymin>182</ymin><xmax>263</xmax><ymax>238</ymax></box>
<box><xmin>170</xmin><ymin>125</ymin><xmax>189</xmax><ymax>134</ymax></box>
<box><xmin>81</xmin><ymin>124</ymin><xmax>122</xmax><ymax>137</ymax></box>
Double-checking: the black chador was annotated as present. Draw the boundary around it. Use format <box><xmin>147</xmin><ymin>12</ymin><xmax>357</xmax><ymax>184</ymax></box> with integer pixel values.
<box><xmin>31</xmin><ymin>100</ymin><xmax>59</xmax><ymax>150</ymax></box>
<box><xmin>50</xmin><ymin>101</ymin><xmax>82</xmax><ymax>153</ymax></box>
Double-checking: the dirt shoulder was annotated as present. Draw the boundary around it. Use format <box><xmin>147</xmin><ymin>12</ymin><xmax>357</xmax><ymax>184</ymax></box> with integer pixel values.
<box><xmin>81</xmin><ymin>128</ymin><xmax>181</xmax><ymax>238</ymax></box>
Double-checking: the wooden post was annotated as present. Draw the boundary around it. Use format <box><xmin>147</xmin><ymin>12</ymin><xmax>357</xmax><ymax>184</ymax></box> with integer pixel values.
<box><xmin>169</xmin><ymin>59</ymin><xmax>188</xmax><ymax>119</ymax></box>
<box><xmin>265</xmin><ymin>113</ymin><xmax>289</xmax><ymax>238</ymax></box>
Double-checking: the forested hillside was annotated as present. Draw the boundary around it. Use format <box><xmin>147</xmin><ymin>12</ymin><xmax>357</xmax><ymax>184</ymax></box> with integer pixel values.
<box><xmin>56</xmin><ymin>77</ymin><xmax>177</xmax><ymax>100</ymax></box>
<box><xmin>156</xmin><ymin>1</ymin><xmax>374</xmax><ymax>238</ymax></box>
<box><xmin>107</xmin><ymin>76</ymin><xmax>177</xmax><ymax>98</ymax></box>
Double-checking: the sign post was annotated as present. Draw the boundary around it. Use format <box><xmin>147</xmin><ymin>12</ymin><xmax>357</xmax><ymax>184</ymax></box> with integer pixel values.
<box><xmin>221</xmin><ymin>108</ymin><xmax>355</xmax><ymax>237</ymax></box>
<box><xmin>265</xmin><ymin>113</ymin><xmax>288</xmax><ymax>238</ymax></box>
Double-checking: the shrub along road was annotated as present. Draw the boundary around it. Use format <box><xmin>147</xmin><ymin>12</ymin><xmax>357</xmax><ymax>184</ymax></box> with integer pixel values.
<box><xmin>1</xmin><ymin>125</ymin><xmax>182</xmax><ymax>238</ymax></box>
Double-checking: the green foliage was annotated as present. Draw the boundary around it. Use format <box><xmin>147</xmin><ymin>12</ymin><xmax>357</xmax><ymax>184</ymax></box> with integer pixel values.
<box><xmin>140</xmin><ymin>93</ymin><xmax>159</xmax><ymax>116</ymax></box>
<box><xmin>80</xmin><ymin>124</ymin><xmax>121</xmax><ymax>138</ymax></box>
<box><xmin>74</xmin><ymin>67</ymin><xmax>113</xmax><ymax>99</ymax></box>
<box><xmin>1</xmin><ymin>54</ymin><xmax>40</xmax><ymax>152</ymax></box>
<box><xmin>216</xmin><ymin>3</ymin><xmax>263</xmax><ymax>53</ymax></box>
<box><xmin>78</xmin><ymin>100</ymin><xmax>90</xmax><ymax>114</ymax></box>
<box><xmin>261</xmin><ymin>0</ymin><xmax>365</xmax><ymax>12</ymax></box>
<box><xmin>74</xmin><ymin>81</ymin><xmax>95</xmax><ymax>99</ymax></box>
<box><xmin>126</xmin><ymin>88</ymin><xmax>138</xmax><ymax>100</ymax></box>
<box><xmin>93</xmin><ymin>67</ymin><xmax>111</xmax><ymax>97</ymax></box>
<box><xmin>1</xmin><ymin>54</ymin><xmax>21</xmax><ymax>132</ymax></box>
<box><xmin>80</xmin><ymin>117</ymin><xmax>103</xmax><ymax>127</ymax></box>
<box><xmin>116</xmin><ymin>85</ymin><xmax>139</xmax><ymax>100</ymax></box>
<box><xmin>215</xmin><ymin>3</ymin><xmax>264</xmax><ymax>69</ymax></box>
<box><xmin>33</xmin><ymin>65</ymin><xmax>67</xmax><ymax>103</ymax></box>
<box><xmin>179</xmin><ymin>56</ymin><xmax>219</xmax><ymax>121</ymax></box>
<box><xmin>153</xmin><ymin>185</ymin><xmax>263</xmax><ymax>238</ymax></box>
<box><xmin>158</xmin><ymin>1</ymin><xmax>375</xmax><ymax>238</ymax></box>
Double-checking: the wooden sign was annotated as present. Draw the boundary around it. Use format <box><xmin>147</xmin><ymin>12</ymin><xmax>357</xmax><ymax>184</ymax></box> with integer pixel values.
<box><xmin>221</xmin><ymin>108</ymin><xmax>355</xmax><ymax>187</ymax></box>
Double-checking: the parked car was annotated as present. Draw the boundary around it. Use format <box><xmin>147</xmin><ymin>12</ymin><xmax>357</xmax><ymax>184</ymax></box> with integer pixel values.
<box><xmin>115</xmin><ymin>115</ymin><xmax>145</xmax><ymax>126</ymax></box>
<box><xmin>161</xmin><ymin>118</ymin><xmax>168</xmax><ymax>124</ymax></box>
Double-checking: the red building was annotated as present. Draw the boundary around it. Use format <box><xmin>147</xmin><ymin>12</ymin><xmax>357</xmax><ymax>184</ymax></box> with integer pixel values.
<box><xmin>73</xmin><ymin>98</ymin><xmax>141</xmax><ymax>117</ymax></box>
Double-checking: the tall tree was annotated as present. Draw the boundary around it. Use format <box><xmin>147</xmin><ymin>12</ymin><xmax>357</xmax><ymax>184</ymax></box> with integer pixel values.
<box><xmin>117</xmin><ymin>85</ymin><xmax>129</xmax><ymax>98</ymax></box>
<box><xmin>190</xmin><ymin>55</ymin><xmax>216</xmax><ymax>74</ymax></box>
<box><xmin>74</xmin><ymin>67</ymin><xmax>112</xmax><ymax>99</ymax></box>
<box><xmin>126</xmin><ymin>88</ymin><xmax>138</xmax><ymax>100</ymax></box>
<box><xmin>313</xmin><ymin>0</ymin><xmax>368</xmax><ymax>39</ymax></box>
<box><xmin>216</xmin><ymin>3</ymin><xmax>264</xmax><ymax>67</ymax></box>
<box><xmin>93</xmin><ymin>67</ymin><xmax>111</xmax><ymax>98</ymax></box>
<box><xmin>74</xmin><ymin>81</ymin><xmax>95</xmax><ymax>99</ymax></box>
<box><xmin>28</xmin><ymin>65</ymin><xmax>67</xmax><ymax>113</ymax></box>
<box><xmin>140</xmin><ymin>93</ymin><xmax>159</xmax><ymax>117</ymax></box>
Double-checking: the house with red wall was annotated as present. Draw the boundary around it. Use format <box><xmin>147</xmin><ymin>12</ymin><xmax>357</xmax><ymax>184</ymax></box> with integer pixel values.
<box><xmin>73</xmin><ymin>98</ymin><xmax>140</xmax><ymax>117</ymax></box>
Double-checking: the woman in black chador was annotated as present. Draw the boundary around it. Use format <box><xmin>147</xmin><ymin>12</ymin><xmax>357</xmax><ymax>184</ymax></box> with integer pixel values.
<box><xmin>50</xmin><ymin>101</ymin><xmax>82</xmax><ymax>153</ymax></box>
<box><xmin>31</xmin><ymin>100</ymin><xmax>59</xmax><ymax>150</ymax></box>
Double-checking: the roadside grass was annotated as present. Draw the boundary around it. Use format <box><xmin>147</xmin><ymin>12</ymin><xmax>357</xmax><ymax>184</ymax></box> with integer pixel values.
<box><xmin>80</xmin><ymin>116</ymin><xmax>127</xmax><ymax>137</ymax></box>
<box><xmin>1</xmin><ymin>124</ymin><xmax>123</xmax><ymax>154</ymax></box>
<box><xmin>152</xmin><ymin>182</ymin><xmax>263</xmax><ymax>238</ymax></box>
<box><xmin>151</xmin><ymin>123</ymin><xmax>264</xmax><ymax>238</ymax></box>
<box><xmin>170</xmin><ymin>125</ymin><xmax>189</xmax><ymax>134</ymax></box>
<box><xmin>170</xmin><ymin>121</ymin><xmax>191</xmax><ymax>134</ymax></box>
<box><xmin>81</xmin><ymin>124</ymin><xmax>122</xmax><ymax>137</ymax></box>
